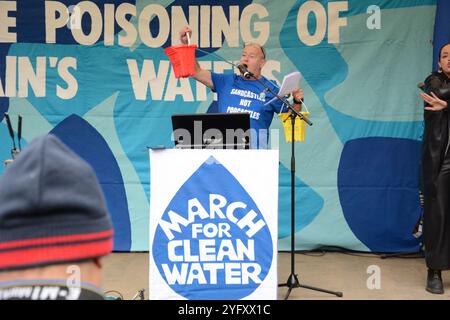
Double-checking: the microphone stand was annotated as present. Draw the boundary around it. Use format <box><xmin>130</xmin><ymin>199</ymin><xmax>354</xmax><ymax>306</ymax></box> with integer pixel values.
<box><xmin>240</xmin><ymin>68</ymin><xmax>342</xmax><ymax>299</ymax></box>
<box><xmin>191</xmin><ymin>45</ymin><xmax>342</xmax><ymax>298</ymax></box>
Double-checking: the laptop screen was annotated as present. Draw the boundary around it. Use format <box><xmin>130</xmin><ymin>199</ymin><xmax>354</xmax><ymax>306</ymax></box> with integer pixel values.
<box><xmin>171</xmin><ymin>113</ymin><xmax>250</xmax><ymax>149</ymax></box>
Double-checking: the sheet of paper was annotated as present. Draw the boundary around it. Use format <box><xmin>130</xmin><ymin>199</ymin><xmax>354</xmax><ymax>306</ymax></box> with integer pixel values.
<box><xmin>264</xmin><ymin>71</ymin><xmax>302</xmax><ymax>106</ymax></box>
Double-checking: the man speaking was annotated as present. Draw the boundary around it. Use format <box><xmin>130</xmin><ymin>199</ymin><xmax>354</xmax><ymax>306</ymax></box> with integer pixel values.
<box><xmin>179</xmin><ymin>26</ymin><xmax>304</xmax><ymax>149</ymax></box>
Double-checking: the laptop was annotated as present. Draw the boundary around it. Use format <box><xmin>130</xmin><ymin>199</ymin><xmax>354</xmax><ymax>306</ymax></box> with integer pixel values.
<box><xmin>171</xmin><ymin>113</ymin><xmax>250</xmax><ymax>149</ymax></box>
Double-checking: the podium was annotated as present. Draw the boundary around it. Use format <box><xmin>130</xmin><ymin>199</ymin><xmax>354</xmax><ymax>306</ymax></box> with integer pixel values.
<box><xmin>149</xmin><ymin>149</ymin><xmax>278</xmax><ymax>300</ymax></box>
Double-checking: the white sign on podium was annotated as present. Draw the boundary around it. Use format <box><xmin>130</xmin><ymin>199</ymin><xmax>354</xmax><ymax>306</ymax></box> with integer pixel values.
<box><xmin>149</xmin><ymin>149</ymin><xmax>278</xmax><ymax>300</ymax></box>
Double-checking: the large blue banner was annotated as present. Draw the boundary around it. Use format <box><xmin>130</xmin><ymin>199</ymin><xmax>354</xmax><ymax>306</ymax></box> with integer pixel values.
<box><xmin>0</xmin><ymin>1</ymin><xmax>440</xmax><ymax>252</ymax></box>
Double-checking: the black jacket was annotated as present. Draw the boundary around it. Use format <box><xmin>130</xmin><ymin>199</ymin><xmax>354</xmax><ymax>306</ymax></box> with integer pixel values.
<box><xmin>421</xmin><ymin>72</ymin><xmax>450</xmax><ymax>197</ymax></box>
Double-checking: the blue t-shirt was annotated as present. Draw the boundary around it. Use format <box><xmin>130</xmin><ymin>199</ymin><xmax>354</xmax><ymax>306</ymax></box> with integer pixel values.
<box><xmin>211</xmin><ymin>73</ymin><xmax>286</xmax><ymax>149</ymax></box>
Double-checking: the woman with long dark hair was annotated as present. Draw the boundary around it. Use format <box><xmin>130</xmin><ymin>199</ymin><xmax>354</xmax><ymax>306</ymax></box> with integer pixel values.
<box><xmin>420</xmin><ymin>42</ymin><xmax>450</xmax><ymax>294</ymax></box>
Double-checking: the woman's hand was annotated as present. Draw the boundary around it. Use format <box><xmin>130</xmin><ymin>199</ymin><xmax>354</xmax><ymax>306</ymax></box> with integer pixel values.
<box><xmin>421</xmin><ymin>91</ymin><xmax>448</xmax><ymax>111</ymax></box>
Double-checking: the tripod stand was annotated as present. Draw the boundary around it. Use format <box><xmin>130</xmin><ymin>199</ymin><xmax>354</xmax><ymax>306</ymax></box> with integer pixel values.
<box><xmin>278</xmin><ymin>112</ymin><xmax>343</xmax><ymax>299</ymax></box>
<box><xmin>236</xmin><ymin>64</ymin><xmax>342</xmax><ymax>299</ymax></box>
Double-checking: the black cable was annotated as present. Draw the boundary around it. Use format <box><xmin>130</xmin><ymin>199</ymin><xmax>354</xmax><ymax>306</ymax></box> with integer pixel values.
<box><xmin>17</xmin><ymin>114</ymin><xmax>22</xmax><ymax>150</ymax></box>
<box><xmin>280</xmin><ymin>245</ymin><xmax>424</xmax><ymax>259</ymax></box>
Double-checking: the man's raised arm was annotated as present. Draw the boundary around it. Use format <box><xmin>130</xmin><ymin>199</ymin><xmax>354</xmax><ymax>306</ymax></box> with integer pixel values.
<box><xmin>180</xmin><ymin>26</ymin><xmax>214</xmax><ymax>90</ymax></box>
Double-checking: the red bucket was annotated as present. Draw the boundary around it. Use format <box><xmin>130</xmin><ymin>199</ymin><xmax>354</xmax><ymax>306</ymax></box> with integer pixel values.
<box><xmin>164</xmin><ymin>44</ymin><xmax>197</xmax><ymax>78</ymax></box>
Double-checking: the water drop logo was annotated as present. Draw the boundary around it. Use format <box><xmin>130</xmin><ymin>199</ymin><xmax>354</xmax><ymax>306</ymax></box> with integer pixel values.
<box><xmin>152</xmin><ymin>156</ymin><xmax>273</xmax><ymax>299</ymax></box>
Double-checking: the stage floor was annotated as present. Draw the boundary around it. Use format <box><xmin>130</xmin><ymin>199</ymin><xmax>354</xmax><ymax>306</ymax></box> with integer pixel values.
<box><xmin>102</xmin><ymin>251</ymin><xmax>450</xmax><ymax>300</ymax></box>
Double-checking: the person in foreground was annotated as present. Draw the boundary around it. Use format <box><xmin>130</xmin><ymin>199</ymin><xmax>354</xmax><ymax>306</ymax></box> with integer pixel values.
<box><xmin>0</xmin><ymin>134</ymin><xmax>114</xmax><ymax>300</ymax></box>
<box><xmin>419</xmin><ymin>43</ymin><xmax>450</xmax><ymax>294</ymax></box>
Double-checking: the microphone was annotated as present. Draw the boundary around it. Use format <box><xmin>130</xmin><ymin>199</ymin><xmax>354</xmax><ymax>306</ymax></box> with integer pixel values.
<box><xmin>4</xmin><ymin>112</ymin><xmax>19</xmax><ymax>159</ymax></box>
<box><xmin>4</xmin><ymin>113</ymin><xmax>16</xmax><ymax>149</ymax></box>
<box><xmin>237</xmin><ymin>64</ymin><xmax>253</xmax><ymax>79</ymax></box>
<box><xmin>18</xmin><ymin>114</ymin><xmax>22</xmax><ymax>151</ymax></box>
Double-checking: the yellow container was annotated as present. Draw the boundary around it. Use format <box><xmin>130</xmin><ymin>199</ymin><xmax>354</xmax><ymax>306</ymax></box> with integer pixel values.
<box><xmin>278</xmin><ymin>112</ymin><xmax>310</xmax><ymax>142</ymax></box>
